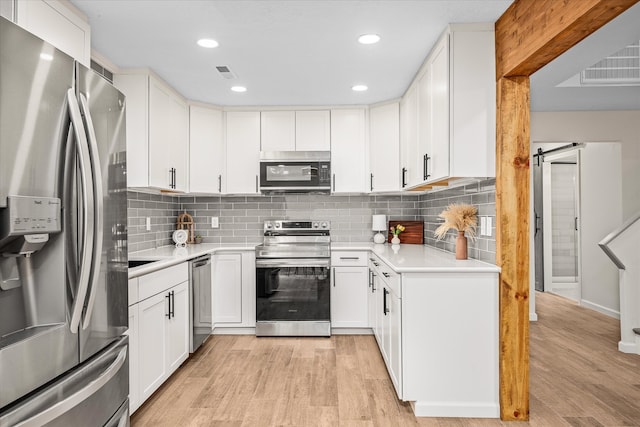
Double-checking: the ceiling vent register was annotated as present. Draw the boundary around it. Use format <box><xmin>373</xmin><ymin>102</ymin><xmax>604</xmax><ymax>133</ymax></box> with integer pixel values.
<box><xmin>216</xmin><ymin>65</ymin><xmax>237</xmax><ymax>80</ymax></box>
<box><xmin>581</xmin><ymin>41</ymin><xmax>640</xmax><ymax>85</ymax></box>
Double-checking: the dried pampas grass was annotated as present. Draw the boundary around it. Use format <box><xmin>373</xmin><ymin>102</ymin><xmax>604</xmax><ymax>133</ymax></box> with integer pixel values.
<box><xmin>434</xmin><ymin>203</ymin><xmax>478</xmax><ymax>241</ymax></box>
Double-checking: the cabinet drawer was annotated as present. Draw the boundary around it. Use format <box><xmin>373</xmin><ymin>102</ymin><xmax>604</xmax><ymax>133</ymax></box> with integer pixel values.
<box><xmin>138</xmin><ymin>262</ymin><xmax>189</xmax><ymax>301</ymax></box>
<box><xmin>331</xmin><ymin>251</ymin><xmax>368</xmax><ymax>267</ymax></box>
<box><xmin>128</xmin><ymin>278</ymin><xmax>139</xmax><ymax>306</ymax></box>
<box><xmin>369</xmin><ymin>255</ymin><xmax>400</xmax><ymax>297</ymax></box>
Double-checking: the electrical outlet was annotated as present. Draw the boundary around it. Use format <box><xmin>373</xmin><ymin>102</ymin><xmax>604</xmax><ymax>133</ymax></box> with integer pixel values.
<box><xmin>486</xmin><ymin>216</ymin><xmax>492</xmax><ymax>237</ymax></box>
<box><xmin>145</xmin><ymin>217</ymin><xmax>151</xmax><ymax>231</ymax></box>
<box><xmin>480</xmin><ymin>216</ymin><xmax>487</xmax><ymax>236</ymax></box>
<box><xmin>211</xmin><ymin>217</ymin><xmax>219</xmax><ymax>228</ymax></box>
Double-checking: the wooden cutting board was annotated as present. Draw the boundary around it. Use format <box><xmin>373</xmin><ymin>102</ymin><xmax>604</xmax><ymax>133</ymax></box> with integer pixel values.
<box><xmin>388</xmin><ymin>220</ymin><xmax>424</xmax><ymax>244</ymax></box>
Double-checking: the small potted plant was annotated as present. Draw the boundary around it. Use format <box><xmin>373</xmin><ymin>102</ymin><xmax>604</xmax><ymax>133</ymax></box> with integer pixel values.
<box><xmin>390</xmin><ymin>224</ymin><xmax>405</xmax><ymax>245</ymax></box>
<box><xmin>194</xmin><ymin>234</ymin><xmax>203</xmax><ymax>244</ymax></box>
<box><xmin>434</xmin><ymin>203</ymin><xmax>477</xmax><ymax>260</ymax></box>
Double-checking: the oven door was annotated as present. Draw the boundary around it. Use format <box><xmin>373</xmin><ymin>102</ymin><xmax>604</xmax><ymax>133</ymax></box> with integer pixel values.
<box><xmin>256</xmin><ymin>258</ymin><xmax>330</xmax><ymax>322</ymax></box>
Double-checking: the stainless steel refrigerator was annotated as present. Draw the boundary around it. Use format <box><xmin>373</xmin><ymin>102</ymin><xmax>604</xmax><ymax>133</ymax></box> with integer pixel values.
<box><xmin>0</xmin><ymin>17</ymin><xmax>129</xmax><ymax>426</ymax></box>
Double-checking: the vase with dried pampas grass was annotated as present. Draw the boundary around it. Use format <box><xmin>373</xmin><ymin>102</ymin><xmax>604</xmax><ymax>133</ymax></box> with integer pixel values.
<box><xmin>434</xmin><ymin>203</ymin><xmax>478</xmax><ymax>260</ymax></box>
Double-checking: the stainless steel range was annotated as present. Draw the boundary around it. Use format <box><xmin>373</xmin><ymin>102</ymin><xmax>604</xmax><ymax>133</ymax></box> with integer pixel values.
<box><xmin>255</xmin><ymin>220</ymin><xmax>331</xmax><ymax>336</ymax></box>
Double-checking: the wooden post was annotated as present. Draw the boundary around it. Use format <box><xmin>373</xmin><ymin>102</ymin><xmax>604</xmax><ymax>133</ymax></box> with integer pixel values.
<box><xmin>494</xmin><ymin>0</ymin><xmax>638</xmax><ymax>421</ymax></box>
<box><xmin>496</xmin><ymin>76</ymin><xmax>530</xmax><ymax>421</ymax></box>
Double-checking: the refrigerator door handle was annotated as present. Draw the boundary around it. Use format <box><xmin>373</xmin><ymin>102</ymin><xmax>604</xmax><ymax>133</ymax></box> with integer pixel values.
<box><xmin>13</xmin><ymin>344</ymin><xmax>127</xmax><ymax>427</ymax></box>
<box><xmin>67</xmin><ymin>89</ymin><xmax>95</xmax><ymax>334</ymax></box>
<box><xmin>78</xmin><ymin>93</ymin><xmax>104</xmax><ymax>330</ymax></box>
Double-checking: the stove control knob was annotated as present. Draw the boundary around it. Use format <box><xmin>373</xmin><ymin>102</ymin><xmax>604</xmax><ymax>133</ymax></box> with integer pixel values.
<box><xmin>275</xmin><ymin>223</ymin><xmax>281</xmax><ymax>228</ymax></box>
<box><xmin>321</xmin><ymin>222</ymin><xmax>328</xmax><ymax>229</ymax></box>
<box><xmin>265</xmin><ymin>223</ymin><xmax>273</xmax><ymax>229</ymax></box>
<box><xmin>313</xmin><ymin>222</ymin><xmax>319</xmax><ymax>228</ymax></box>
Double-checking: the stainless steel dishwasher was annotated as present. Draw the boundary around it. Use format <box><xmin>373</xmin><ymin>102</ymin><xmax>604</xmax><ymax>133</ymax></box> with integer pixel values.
<box><xmin>189</xmin><ymin>255</ymin><xmax>212</xmax><ymax>353</ymax></box>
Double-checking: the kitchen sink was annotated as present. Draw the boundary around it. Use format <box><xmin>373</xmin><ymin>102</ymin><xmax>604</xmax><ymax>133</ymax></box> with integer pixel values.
<box><xmin>128</xmin><ymin>260</ymin><xmax>156</xmax><ymax>268</ymax></box>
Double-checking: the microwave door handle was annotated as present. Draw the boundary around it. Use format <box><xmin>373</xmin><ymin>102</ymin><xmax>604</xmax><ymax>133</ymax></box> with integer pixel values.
<box><xmin>66</xmin><ymin>89</ymin><xmax>95</xmax><ymax>334</ymax></box>
<box><xmin>78</xmin><ymin>94</ymin><xmax>104</xmax><ymax>330</ymax></box>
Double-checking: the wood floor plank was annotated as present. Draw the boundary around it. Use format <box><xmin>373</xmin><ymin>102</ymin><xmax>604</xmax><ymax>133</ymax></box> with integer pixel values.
<box><xmin>132</xmin><ymin>292</ymin><xmax>640</xmax><ymax>426</ymax></box>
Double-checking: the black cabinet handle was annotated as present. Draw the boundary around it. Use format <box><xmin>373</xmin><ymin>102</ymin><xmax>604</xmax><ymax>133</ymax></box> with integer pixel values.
<box><xmin>218</xmin><ymin>175</ymin><xmax>222</xmax><ymax>193</ymax></box>
<box><xmin>382</xmin><ymin>272</ymin><xmax>390</xmax><ymax>278</ymax></box>
<box><xmin>401</xmin><ymin>167</ymin><xmax>407</xmax><ymax>188</ymax></box>
<box><xmin>371</xmin><ymin>273</ymin><xmax>376</xmax><ymax>292</ymax></box>
<box><xmin>255</xmin><ymin>175</ymin><xmax>259</xmax><ymax>193</ymax></box>
<box><xmin>383</xmin><ymin>288</ymin><xmax>389</xmax><ymax>316</ymax></box>
<box><xmin>170</xmin><ymin>290</ymin><xmax>175</xmax><ymax>319</ymax></box>
<box><xmin>423</xmin><ymin>153</ymin><xmax>431</xmax><ymax>181</ymax></box>
<box><xmin>332</xmin><ymin>174</ymin><xmax>336</xmax><ymax>192</ymax></box>
<box><xmin>370</xmin><ymin>173</ymin><xmax>374</xmax><ymax>191</ymax></box>
<box><xmin>165</xmin><ymin>293</ymin><xmax>171</xmax><ymax>318</ymax></box>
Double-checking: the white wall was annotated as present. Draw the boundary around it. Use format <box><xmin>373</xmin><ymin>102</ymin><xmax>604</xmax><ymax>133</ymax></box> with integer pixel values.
<box><xmin>531</xmin><ymin>111</ymin><xmax>640</xmax><ymax>221</ymax></box>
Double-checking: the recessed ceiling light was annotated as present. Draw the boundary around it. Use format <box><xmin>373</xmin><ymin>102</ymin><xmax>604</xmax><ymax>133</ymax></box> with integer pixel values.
<box><xmin>231</xmin><ymin>86</ymin><xmax>247</xmax><ymax>93</ymax></box>
<box><xmin>197</xmin><ymin>38</ymin><xmax>219</xmax><ymax>48</ymax></box>
<box><xmin>358</xmin><ymin>34</ymin><xmax>381</xmax><ymax>45</ymax></box>
<box><xmin>352</xmin><ymin>85</ymin><xmax>368</xmax><ymax>92</ymax></box>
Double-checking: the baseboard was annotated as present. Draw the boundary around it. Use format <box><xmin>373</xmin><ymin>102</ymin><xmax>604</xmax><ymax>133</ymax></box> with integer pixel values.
<box><xmin>212</xmin><ymin>327</ymin><xmax>256</xmax><ymax>335</ymax></box>
<box><xmin>331</xmin><ymin>328</ymin><xmax>374</xmax><ymax>335</ymax></box>
<box><xmin>411</xmin><ymin>401</ymin><xmax>500</xmax><ymax>418</ymax></box>
<box><xmin>618</xmin><ymin>341</ymin><xmax>639</xmax><ymax>354</ymax></box>
<box><xmin>580</xmin><ymin>299</ymin><xmax>620</xmax><ymax>319</ymax></box>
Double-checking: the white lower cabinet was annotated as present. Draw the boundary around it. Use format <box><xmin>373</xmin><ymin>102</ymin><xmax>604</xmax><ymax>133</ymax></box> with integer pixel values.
<box><xmin>128</xmin><ymin>263</ymin><xmax>189</xmax><ymax>414</ymax></box>
<box><xmin>331</xmin><ymin>251</ymin><xmax>369</xmax><ymax>329</ymax></box>
<box><xmin>212</xmin><ymin>251</ymin><xmax>256</xmax><ymax>329</ymax></box>
<box><xmin>369</xmin><ymin>254</ymin><xmax>402</xmax><ymax>398</ymax></box>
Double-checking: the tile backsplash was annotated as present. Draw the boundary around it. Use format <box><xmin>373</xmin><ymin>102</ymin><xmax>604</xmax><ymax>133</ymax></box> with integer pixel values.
<box><xmin>127</xmin><ymin>178</ymin><xmax>496</xmax><ymax>262</ymax></box>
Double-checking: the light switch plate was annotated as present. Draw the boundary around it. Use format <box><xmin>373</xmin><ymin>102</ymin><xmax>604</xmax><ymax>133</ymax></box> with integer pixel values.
<box><xmin>211</xmin><ymin>217</ymin><xmax>219</xmax><ymax>228</ymax></box>
<box><xmin>145</xmin><ymin>217</ymin><xmax>151</xmax><ymax>231</ymax></box>
<box><xmin>480</xmin><ymin>216</ymin><xmax>487</xmax><ymax>236</ymax></box>
<box><xmin>486</xmin><ymin>216</ymin><xmax>492</xmax><ymax>237</ymax></box>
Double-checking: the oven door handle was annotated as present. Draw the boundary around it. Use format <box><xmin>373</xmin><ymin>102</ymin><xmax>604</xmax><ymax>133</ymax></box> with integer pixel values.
<box><xmin>256</xmin><ymin>258</ymin><xmax>330</xmax><ymax>268</ymax></box>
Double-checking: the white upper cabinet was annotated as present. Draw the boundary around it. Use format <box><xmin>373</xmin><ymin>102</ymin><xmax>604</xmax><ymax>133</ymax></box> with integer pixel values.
<box><xmin>260</xmin><ymin>110</ymin><xmax>330</xmax><ymax>152</ymax></box>
<box><xmin>403</xmin><ymin>23</ymin><xmax>496</xmax><ymax>190</ymax></box>
<box><xmin>400</xmin><ymin>86</ymin><xmax>419</xmax><ymax>188</ymax></box>
<box><xmin>330</xmin><ymin>109</ymin><xmax>367</xmax><ymax>193</ymax></box>
<box><xmin>114</xmin><ymin>71</ymin><xmax>189</xmax><ymax>192</ymax></box>
<box><xmin>225</xmin><ymin>111</ymin><xmax>261</xmax><ymax>194</ymax></box>
<box><xmin>189</xmin><ymin>104</ymin><xmax>224</xmax><ymax>194</ymax></box>
<box><xmin>14</xmin><ymin>0</ymin><xmax>91</xmax><ymax>65</ymax></box>
<box><xmin>295</xmin><ymin>110</ymin><xmax>330</xmax><ymax>151</ymax></box>
<box><xmin>260</xmin><ymin>111</ymin><xmax>296</xmax><ymax>151</ymax></box>
<box><xmin>369</xmin><ymin>102</ymin><xmax>400</xmax><ymax>192</ymax></box>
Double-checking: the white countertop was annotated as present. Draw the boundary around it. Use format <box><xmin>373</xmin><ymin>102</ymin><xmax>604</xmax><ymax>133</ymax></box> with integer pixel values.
<box><xmin>129</xmin><ymin>242</ymin><xmax>499</xmax><ymax>279</ymax></box>
<box><xmin>331</xmin><ymin>243</ymin><xmax>500</xmax><ymax>273</ymax></box>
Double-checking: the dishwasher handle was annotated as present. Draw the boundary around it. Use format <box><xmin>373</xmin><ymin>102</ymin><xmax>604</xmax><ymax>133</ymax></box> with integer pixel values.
<box><xmin>191</xmin><ymin>255</ymin><xmax>211</xmax><ymax>268</ymax></box>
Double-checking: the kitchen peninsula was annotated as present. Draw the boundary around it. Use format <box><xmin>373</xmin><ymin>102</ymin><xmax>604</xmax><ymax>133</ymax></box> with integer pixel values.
<box><xmin>129</xmin><ymin>243</ymin><xmax>500</xmax><ymax>418</ymax></box>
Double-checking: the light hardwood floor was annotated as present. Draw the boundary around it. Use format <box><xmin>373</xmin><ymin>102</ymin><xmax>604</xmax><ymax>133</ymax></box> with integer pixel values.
<box><xmin>131</xmin><ymin>292</ymin><xmax>640</xmax><ymax>426</ymax></box>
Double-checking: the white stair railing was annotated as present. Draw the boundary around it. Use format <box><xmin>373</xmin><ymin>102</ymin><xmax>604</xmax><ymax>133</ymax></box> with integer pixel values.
<box><xmin>599</xmin><ymin>211</ymin><xmax>640</xmax><ymax>354</ymax></box>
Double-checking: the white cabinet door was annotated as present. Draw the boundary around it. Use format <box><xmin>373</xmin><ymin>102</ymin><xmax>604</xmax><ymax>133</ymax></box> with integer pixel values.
<box><xmin>166</xmin><ymin>281</ymin><xmax>189</xmax><ymax>373</ymax></box>
<box><xmin>426</xmin><ymin>35</ymin><xmax>450</xmax><ymax>183</ymax></box>
<box><xmin>387</xmin><ymin>287</ymin><xmax>402</xmax><ymax>398</ymax></box>
<box><xmin>213</xmin><ymin>253</ymin><xmax>243</xmax><ymax>323</ymax></box>
<box><xmin>331</xmin><ymin>267</ymin><xmax>368</xmax><ymax>328</ymax></box>
<box><xmin>400</xmin><ymin>86</ymin><xmax>418</xmax><ymax>188</ymax></box>
<box><xmin>127</xmin><ymin>304</ymin><xmax>140</xmax><ymax>414</ymax></box>
<box><xmin>330</xmin><ymin>109</ymin><xmax>367</xmax><ymax>193</ymax></box>
<box><xmin>369</xmin><ymin>103</ymin><xmax>400</xmax><ymax>192</ymax></box>
<box><xmin>148</xmin><ymin>77</ymin><xmax>188</xmax><ymax>192</ymax></box>
<box><xmin>295</xmin><ymin>110</ymin><xmax>330</xmax><ymax>151</ymax></box>
<box><xmin>189</xmin><ymin>105</ymin><xmax>224</xmax><ymax>193</ymax></box>
<box><xmin>138</xmin><ymin>291</ymin><xmax>168</xmax><ymax>402</ymax></box>
<box><xmin>261</xmin><ymin>111</ymin><xmax>295</xmax><ymax>151</ymax></box>
<box><xmin>15</xmin><ymin>0</ymin><xmax>91</xmax><ymax>65</ymax></box>
<box><xmin>225</xmin><ymin>112</ymin><xmax>260</xmax><ymax>194</ymax></box>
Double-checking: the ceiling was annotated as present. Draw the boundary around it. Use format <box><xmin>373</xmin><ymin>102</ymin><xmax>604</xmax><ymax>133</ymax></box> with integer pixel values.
<box><xmin>69</xmin><ymin>0</ymin><xmax>513</xmax><ymax>106</ymax></box>
<box><xmin>70</xmin><ymin>0</ymin><xmax>640</xmax><ymax>111</ymax></box>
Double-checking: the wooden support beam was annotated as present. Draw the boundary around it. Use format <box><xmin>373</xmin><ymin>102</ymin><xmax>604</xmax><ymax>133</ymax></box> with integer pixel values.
<box><xmin>495</xmin><ymin>0</ymin><xmax>639</xmax><ymax>78</ymax></box>
<box><xmin>496</xmin><ymin>76</ymin><xmax>531</xmax><ymax>421</ymax></box>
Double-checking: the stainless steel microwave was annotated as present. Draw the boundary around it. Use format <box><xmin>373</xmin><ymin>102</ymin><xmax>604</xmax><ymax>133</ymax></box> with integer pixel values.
<box><xmin>259</xmin><ymin>151</ymin><xmax>331</xmax><ymax>193</ymax></box>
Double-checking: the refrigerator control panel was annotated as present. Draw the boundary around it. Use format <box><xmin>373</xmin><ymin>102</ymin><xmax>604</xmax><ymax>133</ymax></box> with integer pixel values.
<box><xmin>2</xmin><ymin>196</ymin><xmax>61</xmax><ymax>236</ymax></box>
